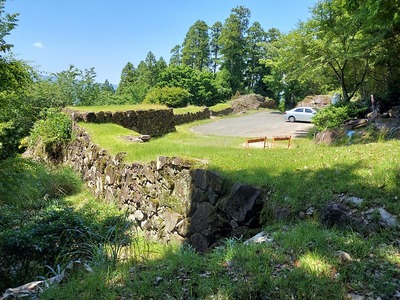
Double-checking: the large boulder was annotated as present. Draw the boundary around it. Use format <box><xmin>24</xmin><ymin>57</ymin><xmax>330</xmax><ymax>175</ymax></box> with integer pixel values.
<box><xmin>297</xmin><ymin>95</ymin><xmax>331</xmax><ymax>109</ymax></box>
<box><xmin>230</xmin><ymin>94</ymin><xmax>276</xmax><ymax>113</ymax></box>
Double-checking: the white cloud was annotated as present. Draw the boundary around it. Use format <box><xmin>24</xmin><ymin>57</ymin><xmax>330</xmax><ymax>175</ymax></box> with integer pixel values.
<box><xmin>33</xmin><ymin>42</ymin><xmax>44</xmax><ymax>49</ymax></box>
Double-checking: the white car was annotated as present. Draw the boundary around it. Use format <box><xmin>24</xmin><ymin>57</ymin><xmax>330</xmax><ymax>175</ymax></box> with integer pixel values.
<box><xmin>284</xmin><ymin>107</ymin><xmax>317</xmax><ymax>123</ymax></box>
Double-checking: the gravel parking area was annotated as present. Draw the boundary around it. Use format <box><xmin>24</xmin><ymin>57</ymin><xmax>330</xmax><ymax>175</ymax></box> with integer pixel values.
<box><xmin>191</xmin><ymin>111</ymin><xmax>314</xmax><ymax>138</ymax></box>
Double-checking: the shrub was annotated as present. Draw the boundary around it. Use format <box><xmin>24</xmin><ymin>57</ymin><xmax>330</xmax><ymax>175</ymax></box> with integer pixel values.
<box><xmin>312</xmin><ymin>105</ymin><xmax>350</xmax><ymax>131</ymax></box>
<box><xmin>144</xmin><ymin>86</ymin><xmax>191</xmax><ymax>108</ymax></box>
<box><xmin>28</xmin><ymin>108</ymin><xmax>73</xmax><ymax>159</ymax></box>
<box><xmin>29</xmin><ymin>108</ymin><xmax>73</xmax><ymax>148</ymax></box>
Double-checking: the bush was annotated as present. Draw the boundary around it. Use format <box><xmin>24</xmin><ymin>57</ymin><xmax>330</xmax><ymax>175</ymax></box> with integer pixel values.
<box><xmin>312</xmin><ymin>105</ymin><xmax>350</xmax><ymax>131</ymax></box>
<box><xmin>144</xmin><ymin>86</ymin><xmax>191</xmax><ymax>108</ymax></box>
<box><xmin>27</xmin><ymin>108</ymin><xmax>73</xmax><ymax>159</ymax></box>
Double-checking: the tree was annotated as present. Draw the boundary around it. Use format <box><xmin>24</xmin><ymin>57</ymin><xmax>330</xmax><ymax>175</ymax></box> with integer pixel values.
<box><xmin>218</xmin><ymin>6</ymin><xmax>251</xmax><ymax>94</ymax></box>
<box><xmin>210</xmin><ymin>21</ymin><xmax>223</xmax><ymax>74</ymax></box>
<box><xmin>260</xmin><ymin>28</ymin><xmax>331</xmax><ymax>109</ymax></box>
<box><xmin>0</xmin><ymin>57</ymin><xmax>36</xmax><ymax>159</ymax></box>
<box><xmin>169</xmin><ymin>44</ymin><xmax>182</xmax><ymax>66</ymax></box>
<box><xmin>181</xmin><ymin>20</ymin><xmax>210</xmax><ymax>70</ymax></box>
<box><xmin>117</xmin><ymin>62</ymin><xmax>137</xmax><ymax>95</ymax></box>
<box><xmin>344</xmin><ymin>0</ymin><xmax>400</xmax><ymax>109</ymax></box>
<box><xmin>157</xmin><ymin>65</ymin><xmax>227</xmax><ymax>106</ymax></box>
<box><xmin>244</xmin><ymin>21</ymin><xmax>269</xmax><ymax>94</ymax></box>
<box><xmin>75</xmin><ymin>67</ymin><xmax>101</xmax><ymax>106</ymax></box>
<box><xmin>304</xmin><ymin>0</ymin><xmax>374</xmax><ymax>102</ymax></box>
<box><xmin>144</xmin><ymin>86</ymin><xmax>191</xmax><ymax>108</ymax></box>
<box><xmin>0</xmin><ymin>0</ymin><xmax>18</xmax><ymax>54</ymax></box>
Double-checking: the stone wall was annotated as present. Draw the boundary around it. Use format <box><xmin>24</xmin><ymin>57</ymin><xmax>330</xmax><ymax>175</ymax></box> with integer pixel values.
<box><xmin>64</xmin><ymin>107</ymin><xmax>214</xmax><ymax>137</ymax></box>
<box><xmin>57</xmin><ymin>125</ymin><xmax>268</xmax><ymax>253</ymax></box>
<box><xmin>210</xmin><ymin>107</ymin><xmax>234</xmax><ymax>117</ymax></box>
<box><xmin>64</xmin><ymin>108</ymin><xmax>176</xmax><ymax>137</ymax></box>
<box><xmin>173</xmin><ymin>108</ymin><xmax>211</xmax><ymax>125</ymax></box>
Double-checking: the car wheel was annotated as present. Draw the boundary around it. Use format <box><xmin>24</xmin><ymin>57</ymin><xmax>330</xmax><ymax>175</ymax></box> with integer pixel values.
<box><xmin>288</xmin><ymin>116</ymin><xmax>295</xmax><ymax>122</ymax></box>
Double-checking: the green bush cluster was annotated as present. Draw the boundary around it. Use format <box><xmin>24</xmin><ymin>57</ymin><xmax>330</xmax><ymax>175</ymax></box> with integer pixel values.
<box><xmin>28</xmin><ymin>108</ymin><xmax>73</xmax><ymax>152</ymax></box>
<box><xmin>144</xmin><ymin>86</ymin><xmax>192</xmax><ymax>108</ymax></box>
<box><xmin>312</xmin><ymin>105</ymin><xmax>350</xmax><ymax>131</ymax></box>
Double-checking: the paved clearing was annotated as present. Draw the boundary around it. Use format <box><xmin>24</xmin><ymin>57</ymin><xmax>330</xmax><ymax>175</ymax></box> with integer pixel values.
<box><xmin>191</xmin><ymin>111</ymin><xmax>314</xmax><ymax>138</ymax></box>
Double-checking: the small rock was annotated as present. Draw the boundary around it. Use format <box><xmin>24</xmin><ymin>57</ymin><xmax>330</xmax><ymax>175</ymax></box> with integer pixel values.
<box><xmin>154</xmin><ymin>276</ymin><xmax>163</xmax><ymax>286</ymax></box>
<box><xmin>306</xmin><ymin>206</ymin><xmax>315</xmax><ymax>216</ymax></box>
<box><xmin>244</xmin><ymin>231</ymin><xmax>273</xmax><ymax>245</ymax></box>
<box><xmin>343</xmin><ymin>196</ymin><xmax>364</xmax><ymax>206</ymax></box>
<box><xmin>347</xmin><ymin>293</ymin><xmax>365</xmax><ymax>300</ymax></box>
<box><xmin>377</xmin><ymin>207</ymin><xmax>397</xmax><ymax>227</ymax></box>
<box><xmin>335</xmin><ymin>250</ymin><xmax>354</xmax><ymax>263</ymax></box>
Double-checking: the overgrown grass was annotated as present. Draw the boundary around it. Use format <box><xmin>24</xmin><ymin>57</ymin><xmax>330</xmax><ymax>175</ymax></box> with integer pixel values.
<box><xmin>41</xmin><ymin>221</ymin><xmax>400</xmax><ymax>299</ymax></box>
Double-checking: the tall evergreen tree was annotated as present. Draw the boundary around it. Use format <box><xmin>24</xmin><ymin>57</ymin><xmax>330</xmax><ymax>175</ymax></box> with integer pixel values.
<box><xmin>169</xmin><ymin>44</ymin><xmax>182</xmax><ymax>66</ymax></box>
<box><xmin>244</xmin><ymin>21</ymin><xmax>268</xmax><ymax>94</ymax></box>
<box><xmin>218</xmin><ymin>6</ymin><xmax>251</xmax><ymax>94</ymax></box>
<box><xmin>181</xmin><ymin>20</ymin><xmax>210</xmax><ymax>70</ymax></box>
<box><xmin>117</xmin><ymin>62</ymin><xmax>137</xmax><ymax>95</ymax></box>
<box><xmin>210</xmin><ymin>21</ymin><xmax>222</xmax><ymax>74</ymax></box>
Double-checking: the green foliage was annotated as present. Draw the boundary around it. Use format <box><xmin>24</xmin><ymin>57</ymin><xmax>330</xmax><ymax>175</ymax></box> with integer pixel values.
<box><xmin>116</xmin><ymin>53</ymin><xmax>167</xmax><ymax>104</ymax></box>
<box><xmin>144</xmin><ymin>86</ymin><xmax>191</xmax><ymax>108</ymax></box>
<box><xmin>182</xmin><ymin>20</ymin><xmax>210</xmax><ymax>70</ymax></box>
<box><xmin>218</xmin><ymin>6</ymin><xmax>250</xmax><ymax>93</ymax></box>
<box><xmin>0</xmin><ymin>0</ymin><xmax>18</xmax><ymax>53</ymax></box>
<box><xmin>0</xmin><ymin>158</ymin><xmax>82</xmax><ymax>207</ymax></box>
<box><xmin>28</xmin><ymin>108</ymin><xmax>73</xmax><ymax>150</ymax></box>
<box><xmin>0</xmin><ymin>157</ymin><xmax>133</xmax><ymax>291</ymax></box>
<box><xmin>157</xmin><ymin>65</ymin><xmax>228</xmax><ymax>106</ymax></box>
<box><xmin>312</xmin><ymin>105</ymin><xmax>350</xmax><ymax>131</ymax></box>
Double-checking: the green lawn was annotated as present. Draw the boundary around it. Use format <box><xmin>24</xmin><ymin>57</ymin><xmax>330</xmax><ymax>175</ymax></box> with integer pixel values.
<box><xmin>79</xmin><ymin>120</ymin><xmax>400</xmax><ymax>213</ymax></box>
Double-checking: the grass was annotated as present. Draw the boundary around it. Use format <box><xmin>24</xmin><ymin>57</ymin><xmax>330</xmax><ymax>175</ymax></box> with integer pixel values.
<box><xmin>2</xmin><ymin>112</ymin><xmax>400</xmax><ymax>299</ymax></box>
<box><xmin>67</xmin><ymin>103</ymin><xmax>230</xmax><ymax>114</ymax></box>
<box><xmin>40</xmin><ymin>221</ymin><xmax>400</xmax><ymax>299</ymax></box>
<box><xmin>79</xmin><ymin>120</ymin><xmax>400</xmax><ymax>214</ymax></box>
<box><xmin>209</xmin><ymin>102</ymin><xmax>232</xmax><ymax>111</ymax></box>
<box><xmin>66</xmin><ymin>103</ymin><xmax>168</xmax><ymax>112</ymax></box>
<box><xmin>173</xmin><ymin>105</ymin><xmax>206</xmax><ymax>114</ymax></box>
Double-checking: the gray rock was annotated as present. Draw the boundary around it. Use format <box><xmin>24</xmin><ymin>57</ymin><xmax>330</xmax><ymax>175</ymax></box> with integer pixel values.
<box><xmin>218</xmin><ymin>183</ymin><xmax>264</xmax><ymax>224</ymax></box>
<box><xmin>321</xmin><ymin>202</ymin><xmax>364</xmax><ymax>230</ymax></box>
<box><xmin>190</xmin><ymin>202</ymin><xmax>228</xmax><ymax>237</ymax></box>
<box><xmin>190</xmin><ymin>232</ymin><xmax>210</xmax><ymax>254</ymax></box>
<box><xmin>377</xmin><ymin>207</ymin><xmax>397</xmax><ymax>226</ymax></box>
<box><xmin>343</xmin><ymin>196</ymin><xmax>364</xmax><ymax>206</ymax></box>
<box><xmin>244</xmin><ymin>231</ymin><xmax>273</xmax><ymax>245</ymax></box>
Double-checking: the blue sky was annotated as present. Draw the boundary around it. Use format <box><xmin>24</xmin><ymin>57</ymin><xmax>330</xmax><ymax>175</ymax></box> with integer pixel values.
<box><xmin>5</xmin><ymin>0</ymin><xmax>316</xmax><ymax>85</ymax></box>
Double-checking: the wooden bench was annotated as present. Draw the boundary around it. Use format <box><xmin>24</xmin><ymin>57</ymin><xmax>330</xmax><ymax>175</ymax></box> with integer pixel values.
<box><xmin>272</xmin><ymin>135</ymin><xmax>291</xmax><ymax>148</ymax></box>
<box><xmin>245</xmin><ymin>137</ymin><xmax>268</xmax><ymax>149</ymax></box>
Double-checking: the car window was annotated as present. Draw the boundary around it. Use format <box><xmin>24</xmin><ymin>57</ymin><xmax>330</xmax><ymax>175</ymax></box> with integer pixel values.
<box><xmin>305</xmin><ymin>108</ymin><xmax>313</xmax><ymax>113</ymax></box>
<box><xmin>294</xmin><ymin>108</ymin><xmax>303</xmax><ymax>112</ymax></box>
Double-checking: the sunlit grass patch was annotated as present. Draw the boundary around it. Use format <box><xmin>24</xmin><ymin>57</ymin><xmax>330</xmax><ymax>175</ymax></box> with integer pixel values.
<box><xmin>173</xmin><ymin>105</ymin><xmax>206</xmax><ymax>114</ymax></box>
<box><xmin>67</xmin><ymin>103</ymin><xmax>167</xmax><ymax>112</ymax></box>
<box><xmin>209</xmin><ymin>102</ymin><xmax>231</xmax><ymax>111</ymax></box>
<box><xmin>297</xmin><ymin>252</ymin><xmax>335</xmax><ymax>277</ymax></box>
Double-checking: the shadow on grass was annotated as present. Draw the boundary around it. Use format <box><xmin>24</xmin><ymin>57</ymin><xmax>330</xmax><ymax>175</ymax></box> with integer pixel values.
<box><xmin>0</xmin><ymin>158</ymin><xmax>133</xmax><ymax>292</ymax></box>
<box><xmin>3</xmin><ymin>155</ymin><xmax>399</xmax><ymax>299</ymax></box>
<box><xmin>104</xmin><ymin>158</ymin><xmax>400</xmax><ymax>299</ymax></box>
